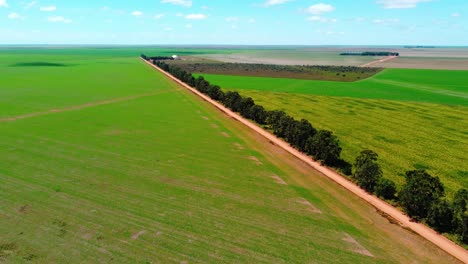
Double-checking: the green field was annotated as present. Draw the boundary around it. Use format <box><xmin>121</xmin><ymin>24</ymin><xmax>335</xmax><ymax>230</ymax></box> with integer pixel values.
<box><xmin>0</xmin><ymin>49</ymin><xmax>459</xmax><ymax>263</ymax></box>
<box><xmin>197</xmin><ymin>70</ymin><xmax>468</xmax><ymax>196</ymax></box>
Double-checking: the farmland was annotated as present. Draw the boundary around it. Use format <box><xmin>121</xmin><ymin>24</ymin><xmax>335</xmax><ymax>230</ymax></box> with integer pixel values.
<box><xmin>196</xmin><ymin>70</ymin><xmax>468</xmax><ymax>196</ymax></box>
<box><xmin>200</xmin><ymin>47</ymin><xmax>468</xmax><ymax>70</ymax></box>
<box><xmin>0</xmin><ymin>49</ymin><xmax>460</xmax><ymax>263</ymax></box>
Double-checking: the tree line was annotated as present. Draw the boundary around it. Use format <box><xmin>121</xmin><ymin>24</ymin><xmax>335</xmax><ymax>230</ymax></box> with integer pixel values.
<box><xmin>143</xmin><ymin>55</ymin><xmax>467</xmax><ymax>245</ymax></box>
<box><xmin>340</xmin><ymin>51</ymin><xmax>400</xmax><ymax>56</ymax></box>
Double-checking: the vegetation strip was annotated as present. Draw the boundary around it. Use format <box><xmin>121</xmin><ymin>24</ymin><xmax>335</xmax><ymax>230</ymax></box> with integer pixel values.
<box><xmin>142</xmin><ymin>58</ymin><xmax>468</xmax><ymax>263</ymax></box>
<box><xmin>167</xmin><ymin>62</ymin><xmax>382</xmax><ymax>82</ymax></box>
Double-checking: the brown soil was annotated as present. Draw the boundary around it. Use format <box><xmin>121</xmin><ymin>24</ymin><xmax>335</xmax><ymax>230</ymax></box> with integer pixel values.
<box><xmin>131</xmin><ymin>230</ymin><xmax>146</xmax><ymax>240</ymax></box>
<box><xmin>144</xmin><ymin>58</ymin><xmax>468</xmax><ymax>263</ymax></box>
<box><xmin>297</xmin><ymin>198</ymin><xmax>322</xmax><ymax>214</ymax></box>
<box><xmin>247</xmin><ymin>156</ymin><xmax>263</xmax><ymax>165</ymax></box>
<box><xmin>271</xmin><ymin>175</ymin><xmax>287</xmax><ymax>185</ymax></box>
<box><xmin>342</xmin><ymin>233</ymin><xmax>374</xmax><ymax>257</ymax></box>
<box><xmin>361</xmin><ymin>56</ymin><xmax>398</xmax><ymax>67</ymax></box>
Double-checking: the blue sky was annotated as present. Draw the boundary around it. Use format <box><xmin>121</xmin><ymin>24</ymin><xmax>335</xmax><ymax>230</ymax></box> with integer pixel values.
<box><xmin>0</xmin><ymin>0</ymin><xmax>466</xmax><ymax>45</ymax></box>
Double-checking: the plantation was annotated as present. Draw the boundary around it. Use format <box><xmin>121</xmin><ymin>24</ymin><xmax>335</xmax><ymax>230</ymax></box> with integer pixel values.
<box><xmin>0</xmin><ymin>49</ymin><xmax>460</xmax><ymax>263</ymax></box>
<box><xmin>167</xmin><ymin>62</ymin><xmax>382</xmax><ymax>82</ymax></box>
<box><xmin>195</xmin><ymin>71</ymin><xmax>468</xmax><ymax>196</ymax></box>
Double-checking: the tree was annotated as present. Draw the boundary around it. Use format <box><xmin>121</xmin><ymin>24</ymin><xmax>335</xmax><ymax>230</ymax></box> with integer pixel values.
<box><xmin>239</xmin><ymin>97</ymin><xmax>255</xmax><ymax>118</ymax></box>
<box><xmin>305</xmin><ymin>130</ymin><xmax>341</xmax><ymax>165</ymax></box>
<box><xmin>452</xmin><ymin>189</ymin><xmax>468</xmax><ymax>243</ymax></box>
<box><xmin>399</xmin><ymin>170</ymin><xmax>445</xmax><ymax>220</ymax></box>
<box><xmin>427</xmin><ymin>199</ymin><xmax>454</xmax><ymax>233</ymax></box>
<box><xmin>453</xmin><ymin>188</ymin><xmax>468</xmax><ymax>213</ymax></box>
<box><xmin>353</xmin><ymin>150</ymin><xmax>382</xmax><ymax>193</ymax></box>
<box><xmin>375</xmin><ymin>178</ymin><xmax>397</xmax><ymax>200</ymax></box>
<box><xmin>223</xmin><ymin>91</ymin><xmax>242</xmax><ymax>112</ymax></box>
<box><xmin>265</xmin><ymin>110</ymin><xmax>286</xmax><ymax>128</ymax></box>
<box><xmin>249</xmin><ymin>105</ymin><xmax>267</xmax><ymax>124</ymax></box>
<box><xmin>289</xmin><ymin>119</ymin><xmax>317</xmax><ymax>152</ymax></box>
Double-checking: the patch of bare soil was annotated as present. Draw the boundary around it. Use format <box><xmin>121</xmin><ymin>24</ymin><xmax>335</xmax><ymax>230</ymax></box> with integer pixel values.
<box><xmin>233</xmin><ymin>143</ymin><xmax>244</xmax><ymax>150</ymax></box>
<box><xmin>131</xmin><ymin>230</ymin><xmax>147</xmax><ymax>240</ymax></box>
<box><xmin>297</xmin><ymin>198</ymin><xmax>322</xmax><ymax>214</ymax></box>
<box><xmin>201</xmin><ymin>116</ymin><xmax>209</xmax><ymax>120</ymax></box>
<box><xmin>271</xmin><ymin>175</ymin><xmax>287</xmax><ymax>185</ymax></box>
<box><xmin>247</xmin><ymin>156</ymin><xmax>263</xmax><ymax>165</ymax></box>
<box><xmin>221</xmin><ymin>132</ymin><xmax>231</xmax><ymax>138</ymax></box>
<box><xmin>342</xmin><ymin>233</ymin><xmax>374</xmax><ymax>257</ymax></box>
<box><xmin>361</xmin><ymin>56</ymin><xmax>397</xmax><ymax>67</ymax></box>
<box><xmin>18</xmin><ymin>204</ymin><xmax>30</xmax><ymax>214</ymax></box>
<box><xmin>210</xmin><ymin>123</ymin><xmax>219</xmax><ymax>129</ymax></box>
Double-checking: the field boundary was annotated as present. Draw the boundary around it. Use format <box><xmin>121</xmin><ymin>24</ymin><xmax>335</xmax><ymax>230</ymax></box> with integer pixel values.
<box><xmin>142</xmin><ymin>58</ymin><xmax>468</xmax><ymax>263</ymax></box>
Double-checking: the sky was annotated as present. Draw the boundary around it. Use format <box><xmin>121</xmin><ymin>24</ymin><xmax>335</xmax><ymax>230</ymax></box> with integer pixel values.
<box><xmin>0</xmin><ymin>0</ymin><xmax>466</xmax><ymax>45</ymax></box>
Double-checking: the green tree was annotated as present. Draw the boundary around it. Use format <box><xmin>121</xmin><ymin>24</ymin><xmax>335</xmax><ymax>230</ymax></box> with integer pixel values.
<box><xmin>399</xmin><ymin>170</ymin><xmax>445</xmax><ymax>220</ymax></box>
<box><xmin>375</xmin><ymin>178</ymin><xmax>397</xmax><ymax>200</ymax></box>
<box><xmin>427</xmin><ymin>199</ymin><xmax>454</xmax><ymax>233</ymax></box>
<box><xmin>353</xmin><ymin>150</ymin><xmax>382</xmax><ymax>193</ymax></box>
<box><xmin>452</xmin><ymin>189</ymin><xmax>468</xmax><ymax>243</ymax></box>
<box><xmin>305</xmin><ymin>130</ymin><xmax>341</xmax><ymax>165</ymax></box>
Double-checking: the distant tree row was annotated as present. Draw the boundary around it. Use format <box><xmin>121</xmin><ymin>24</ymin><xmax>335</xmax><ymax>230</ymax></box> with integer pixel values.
<box><xmin>340</xmin><ymin>52</ymin><xmax>400</xmax><ymax>56</ymax></box>
<box><xmin>141</xmin><ymin>54</ymin><xmax>174</xmax><ymax>61</ymax></box>
<box><xmin>144</xmin><ymin>54</ymin><xmax>467</xmax><ymax>246</ymax></box>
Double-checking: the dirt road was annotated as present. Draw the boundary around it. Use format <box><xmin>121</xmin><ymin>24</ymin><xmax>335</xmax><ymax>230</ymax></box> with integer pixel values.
<box><xmin>361</xmin><ymin>56</ymin><xmax>398</xmax><ymax>67</ymax></box>
<box><xmin>143</xmin><ymin>58</ymin><xmax>468</xmax><ymax>263</ymax></box>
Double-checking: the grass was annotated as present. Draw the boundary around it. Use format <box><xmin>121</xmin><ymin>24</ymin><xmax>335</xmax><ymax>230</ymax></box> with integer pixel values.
<box><xmin>0</xmin><ymin>50</ymin><xmax>459</xmax><ymax>263</ymax></box>
<box><xmin>196</xmin><ymin>69</ymin><xmax>468</xmax><ymax>106</ymax></box>
<box><xmin>196</xmin><ymin>70</ymin><xmax>468</xmax><ymax>196</ymax></box>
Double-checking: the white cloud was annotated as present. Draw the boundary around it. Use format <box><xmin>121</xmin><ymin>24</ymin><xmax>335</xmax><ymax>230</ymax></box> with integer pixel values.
<box><xmin>452</xmin><ymin>13</ymin><xmax>460</xmax><ymax>17</ymax></box>
<box><xmin>185</xmin><ymin>14</ymin><xmax>207</xmax><ymax>20</ymax></box>
<box><xmin>263</xmin><ymin>0</ymin><xmax>291</xmax><ymax>7</ymax></box>
<box><xmin>48</xmin><ymin>16</ymin><xmax>72</xmax><ymax>23</ymax></box>
<box><xmin>40</xmin><ymin>6</ymin><xmax>57</xmax><ymax>12</ymax></box>
<box><xmin>132</xmin><ymin>11</ymin><xmax>143</xmax><ymax>16</ymax></box>
<box><xmin>307</xmin><ymin>16</ymin><xmax>337</xmax><ymax>23</ymax></box>
<box><xmin>154</xmin><ymin>14</ymin><xmax>165</xmax><ymax>19</ymax></box>
<box><xmin>377</xmin><ymin>0</ymin><xmax>430</xmax><ymax>9</ymax></box>
<box><xmin>373</xmin><ymin>18</ymin><xmax>400</xmax><ymax>24</ymax></box>
<box><xmin>8</xmin><ymin>12</ymin><xmax>23</xmax><ymax>19</ymax></box>
<box><xmin>161</xmin><ymin>0</ymin><xmax>192</xmax><ymax>8</ymax></box>
<box><xmin>306</xmin><ymin>3</ymin><xmax>335</xmax><ymax>15</ymax></box>
<box><xmin>176</xmin><ymin>13</ymin><xmax>184</xmax><ymax>17</ymax></box>
<box><xmin>0</xmin><ymin>0</ymin><xmax>8</xmax><ymax>8</ymax></box>
<box><xmin>225</xmin><ymin>17</ymin><xmax>239</xmax><ymax>22</ymax></box>
<box><xmin>25</xmin><ymin>1</ymin><xmax>37</xmax><ymax>9</ymax></box>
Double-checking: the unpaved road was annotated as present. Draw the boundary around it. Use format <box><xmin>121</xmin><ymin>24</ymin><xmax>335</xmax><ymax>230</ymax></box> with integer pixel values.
<box><xmin>361</xmin><ymin>56</ymin><xmax>398</xmax><ymax>67</ymax></box>
<box><xmin>143</xmin><ymin>58</ymin><xmax>468</xmax><ymax>263</ymax></box>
